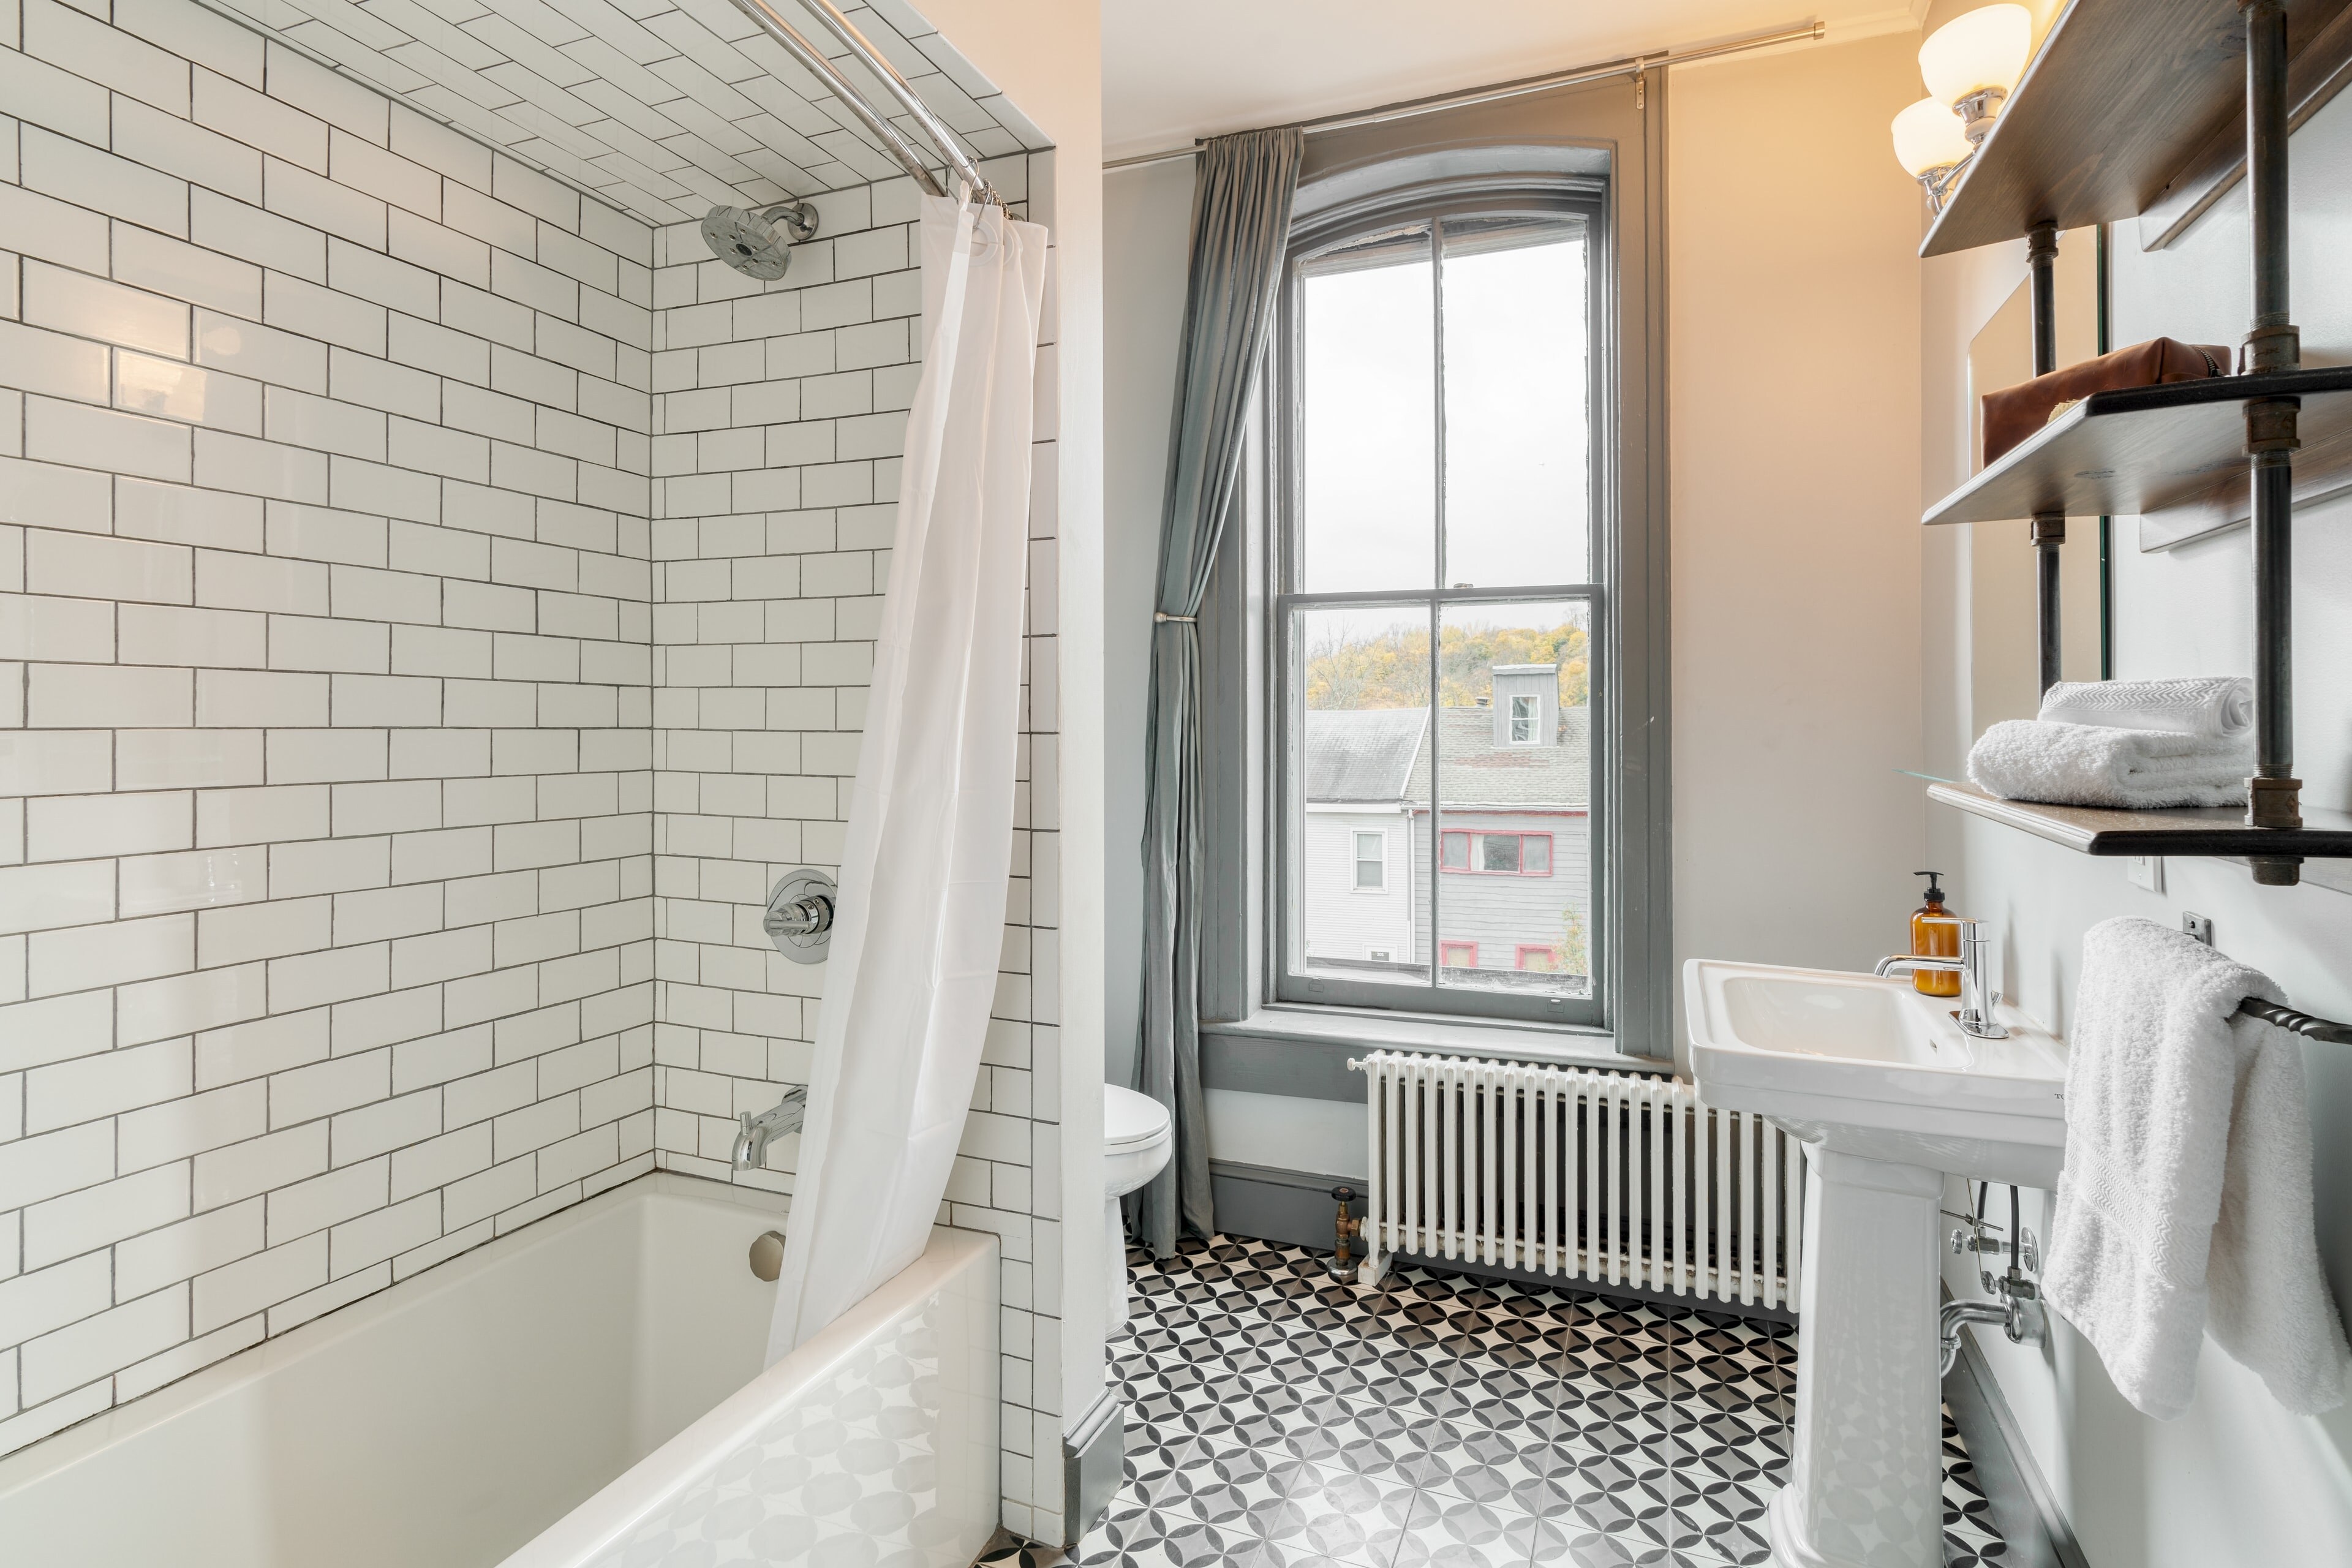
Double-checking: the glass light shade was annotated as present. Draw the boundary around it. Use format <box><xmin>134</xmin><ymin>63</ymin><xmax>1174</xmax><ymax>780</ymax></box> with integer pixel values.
<box><xmin>1891</xmin><ymin>96</ymin><xmax>1973</xmax><ymax>177</ymax></box>
<box><xmin>1919</xmin><ymin>4</ymin><xmax>2032</xmax><ymax>105</ymax></box>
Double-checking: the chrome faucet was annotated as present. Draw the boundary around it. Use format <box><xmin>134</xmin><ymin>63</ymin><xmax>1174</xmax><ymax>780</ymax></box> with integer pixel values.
<box><xmin>732</xmin><ymin>1086</ymin><xmax>809</xmax><ymax>1171</ymax></box>
<box><xmin>1874</xmin><ymin>916</ymin><xmax>2009</xmax><ymax>1039</ymax></box>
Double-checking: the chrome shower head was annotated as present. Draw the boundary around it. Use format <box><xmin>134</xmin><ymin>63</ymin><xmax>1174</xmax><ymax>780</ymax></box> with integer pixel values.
<box><xmin>699</xmin><ymin>200</ymin><xmax>820</xmax><ymax>280</ymax></box>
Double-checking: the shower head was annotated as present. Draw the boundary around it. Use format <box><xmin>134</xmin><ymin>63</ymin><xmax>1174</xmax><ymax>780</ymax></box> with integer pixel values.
<box><xmin>699</xmin><ymin>199</ymin><xmax>820</xmax><ymax>280</ymax></box>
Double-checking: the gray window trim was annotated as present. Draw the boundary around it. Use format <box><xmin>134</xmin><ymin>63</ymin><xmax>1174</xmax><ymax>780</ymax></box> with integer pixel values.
<box><xmin>1194</xmin><ymin>73</ymin><xmax>1671</xmax><ymax>1064</ymax></box>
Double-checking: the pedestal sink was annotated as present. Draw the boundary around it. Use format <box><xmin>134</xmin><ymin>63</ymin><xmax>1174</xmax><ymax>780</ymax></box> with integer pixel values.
<box><xmin>1683</xmin><ymin>960</ymin><xmax>2067</xmax><ymax>1568</ymax></box>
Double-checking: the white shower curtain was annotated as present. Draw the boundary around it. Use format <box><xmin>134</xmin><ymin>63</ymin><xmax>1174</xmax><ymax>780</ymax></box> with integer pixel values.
<box><xmin>764</xmin><ymin>194</ymin><xmax>1049</xmax><ymax>1362</ymax></box>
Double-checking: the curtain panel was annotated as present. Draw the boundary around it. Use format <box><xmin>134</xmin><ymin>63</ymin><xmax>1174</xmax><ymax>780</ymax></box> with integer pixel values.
<box><xmin>1136</xmin><ymin>127</ymin><xmax>1305</xmax><ymax>1256</ymax></box>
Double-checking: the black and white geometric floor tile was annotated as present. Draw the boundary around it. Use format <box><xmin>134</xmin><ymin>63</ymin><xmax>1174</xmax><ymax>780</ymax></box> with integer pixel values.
<box><xmin>976</xmin><ymin>1236</ymin><xmax>2007</xmax><ymax>1568</ymax></box>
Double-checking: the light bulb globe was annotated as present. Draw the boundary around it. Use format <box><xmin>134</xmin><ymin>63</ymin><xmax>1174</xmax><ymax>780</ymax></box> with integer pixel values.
<box><xmin>1891</xmin><ymin>95</ymin><xmax>1973</xmax><ymax>178</ymax></box>
<box><xmin>1919</xmin><ymin>3</ymin><xmax>2033</xmax><ymax>105</ymax></box>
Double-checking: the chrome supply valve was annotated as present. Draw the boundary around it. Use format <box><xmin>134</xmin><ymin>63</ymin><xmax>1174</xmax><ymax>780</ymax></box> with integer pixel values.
<box><xmin>1327</xmin><ymin>1186</ymin><xmax>1363</xmax><ymax>1284</ymax></box>
<box><xmin>1874</xmin><ymin>916</ymin><xmax>2009</xmax><ymax>1040</ymax></box>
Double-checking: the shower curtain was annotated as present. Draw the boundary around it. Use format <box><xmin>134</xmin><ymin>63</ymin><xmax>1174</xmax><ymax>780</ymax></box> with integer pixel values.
<box><xmin>766</xmin><ymin>193</ymin><xmax>1049</xmax><ymax>1360</ymax></box>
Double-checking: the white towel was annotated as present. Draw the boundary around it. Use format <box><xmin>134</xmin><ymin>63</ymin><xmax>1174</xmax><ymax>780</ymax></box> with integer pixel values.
<box><xmin>1967</xmin><ymin>718</ymin><xmax>2252</xmax><ymax>809</ymax></box>
<box><xmin>2040</xmin><ymin>676</ymin><xmax>2255</xmax><ymax>741</ymax></box>
<box><xmin>2045</xmin><ymin>917</ymin><xmax>2349</xmax><ymax>1420</ymax></box>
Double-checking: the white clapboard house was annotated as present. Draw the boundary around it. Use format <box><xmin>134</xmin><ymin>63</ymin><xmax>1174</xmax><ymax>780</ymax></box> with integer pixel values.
<box><xmin>1301</xmin><ymin>664</ymin><xmax>1591</xmax><ymax>992</ymax></box>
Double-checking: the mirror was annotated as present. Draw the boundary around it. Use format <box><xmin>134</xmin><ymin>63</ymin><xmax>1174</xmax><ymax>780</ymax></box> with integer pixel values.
<box><xmin>1965</xmin><ymin>226</ymin><xmax>2105</xmax><ymax>734</ymax></box>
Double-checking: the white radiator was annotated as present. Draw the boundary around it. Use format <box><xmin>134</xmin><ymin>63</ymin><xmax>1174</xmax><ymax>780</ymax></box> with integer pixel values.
<box><xmin>1346</xmin><ymin>1050</ymin><xmax>1805</xmax><ymax>1312</ymax></box>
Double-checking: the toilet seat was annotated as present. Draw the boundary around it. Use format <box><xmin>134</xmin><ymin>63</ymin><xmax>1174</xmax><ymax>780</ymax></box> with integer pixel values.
<box><xmin>1105</xmin><ymin>1085</ymin><xmax>1170</xmax><ymax>1150</ymax></box>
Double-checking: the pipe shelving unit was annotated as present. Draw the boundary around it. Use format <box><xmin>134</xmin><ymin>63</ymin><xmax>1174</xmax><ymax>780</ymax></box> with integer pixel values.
<box><xmin>1920</xmin><ymin>0</ymin><xmax>2352</xmax><ymax>886</ymax></box>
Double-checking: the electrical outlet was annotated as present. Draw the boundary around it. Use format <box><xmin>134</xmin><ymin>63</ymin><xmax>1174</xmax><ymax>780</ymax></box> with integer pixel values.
<box><xmin>2127</xmin><ymin>856</ymin><xmax>2164</xmax><ymax>892</ymax></box>
<box><xmin>2183</xmin><ymin>911</ymin><xmax>2214</xmax><ymax>946</ymax></box>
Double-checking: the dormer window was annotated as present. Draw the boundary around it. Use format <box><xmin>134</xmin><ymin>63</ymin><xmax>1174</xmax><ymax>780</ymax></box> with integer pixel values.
<box><xmin>1509</xmin><ymin>694</ymin><xmax>1538</xmax><ymax>744</ymax></box>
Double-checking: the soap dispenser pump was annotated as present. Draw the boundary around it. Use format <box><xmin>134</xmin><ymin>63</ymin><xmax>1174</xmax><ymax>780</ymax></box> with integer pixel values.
<box><xmin>1912</xmin><ymin>871</ymin><xmax>1962</xmax><ymax>998</ymax></box>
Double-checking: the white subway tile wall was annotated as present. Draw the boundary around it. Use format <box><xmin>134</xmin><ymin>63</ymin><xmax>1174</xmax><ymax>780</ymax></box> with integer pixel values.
<box><xmin>646</xmin><ymin>153</ymin><xmax>1066</xmax><ymax>1539</ymax></box>
<box><xmin>0</xmin><ymin>0</ymin><xmax>1071</xmax><ymax>1540</ymax></box>
<box><xmin>0</xmin><ymin>0</ymin><xmax>665</xmax><ymax>1459</ymax></box>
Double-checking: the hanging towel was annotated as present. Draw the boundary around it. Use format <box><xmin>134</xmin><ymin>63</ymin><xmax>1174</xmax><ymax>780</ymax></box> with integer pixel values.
<box><xmin>2039</xmin><ymin>676</ymin><xmax>2254</xmax><ymax>741</ymax></box>
<box><xmin>1967</xmin><ymin>718</ymin><xmax>2252</xmax><ymax>808</ymax></box>
<box><xmin>2045</xmin><ymin>917</ymin><xmax>2350</xmax><ymax>1420</ymax></box>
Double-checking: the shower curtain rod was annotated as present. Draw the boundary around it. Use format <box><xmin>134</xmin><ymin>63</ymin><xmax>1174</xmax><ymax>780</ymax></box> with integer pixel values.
<box><xmin>725</xmin><ymin>0</ymin><xmax>998</xmax><ymax>203</ymax></box>
<box><xmin>1102</xmin><ymin>19</ymin><xmax>1829</xmax><ymax>172</ymax></box>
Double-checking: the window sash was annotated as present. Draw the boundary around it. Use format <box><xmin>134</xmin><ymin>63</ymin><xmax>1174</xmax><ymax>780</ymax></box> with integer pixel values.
<box><xmin>1263</xmin><ymin>175</ymin><xmax>1634</xmax><ymax>1041</ymax></box>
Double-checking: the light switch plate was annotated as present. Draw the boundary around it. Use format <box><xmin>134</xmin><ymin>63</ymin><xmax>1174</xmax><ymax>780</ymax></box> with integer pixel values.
<box><xmin>2127</xmin><ymin>855</ymin><xmax>2163</xmax><ymax>892</ymax></box>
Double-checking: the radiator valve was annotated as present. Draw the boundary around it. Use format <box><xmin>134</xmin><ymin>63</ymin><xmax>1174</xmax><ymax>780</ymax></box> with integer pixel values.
<box><xmin>1327</xmin><ymin>1185</ymin><xmax>1362</xmax><ymax>1284</ymax></box>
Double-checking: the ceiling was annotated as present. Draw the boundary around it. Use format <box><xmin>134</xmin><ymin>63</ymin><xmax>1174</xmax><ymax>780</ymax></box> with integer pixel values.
<box><xmin>1101</xmin><ymin>1</ymin><xmax>1926</xmax><ymax>162</ymax></box>
<box><xmin>205</xmin><ymin>0</ymin><xmax>1036</xmax><ymax>226</ymax></box>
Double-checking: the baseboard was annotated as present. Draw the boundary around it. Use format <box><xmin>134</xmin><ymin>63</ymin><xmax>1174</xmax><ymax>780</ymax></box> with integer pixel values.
<box><xmin>1209</xmin><ymin>1160</ymin><xmax>1796</xmax><ymax>1324</ymax></box>
<box><xmin>1060</xmin><ymin>1387</ymin><xmax>1125</xmax><ymax>1548</ymax></box>
<box><xmin>1945</xmin><ymin>1332</ymin><xmax>2090</xmax><ymax>1568</ymax></box>
<box><xmin>1208</xmin><ymin>1159</ymin><xmax>1363</xmax><ymax>1253</ymax></box>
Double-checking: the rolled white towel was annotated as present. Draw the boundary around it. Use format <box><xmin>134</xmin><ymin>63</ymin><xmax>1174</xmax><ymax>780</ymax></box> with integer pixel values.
<box><xmin>2039</xmin><ymin>676</ymin><xmax>2253</xmax><ymax>741</ymax></box>
<box><xmin>1967</xmin><ymin>719</ymin><xmax>2253</xmax><ymax>809</ymax></box>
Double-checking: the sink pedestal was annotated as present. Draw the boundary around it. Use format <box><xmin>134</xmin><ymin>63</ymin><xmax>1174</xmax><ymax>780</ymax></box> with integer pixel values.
<box><xmin>1766</xmin><ymin>1145</ymin><xmax>1945</xmax><ymax>1568</ymax></box>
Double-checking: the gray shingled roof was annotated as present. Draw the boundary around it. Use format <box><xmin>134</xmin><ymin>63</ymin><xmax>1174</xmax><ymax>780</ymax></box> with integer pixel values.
<box><xmin>1303</xmin><ymin>709</ymin><xmax>1428</xmax><ymax>802</ymax></box>
<box><xmin>1407</xmin><ymin>706</ymin><xmax>1590</xmax><ymax>808</ymax></box>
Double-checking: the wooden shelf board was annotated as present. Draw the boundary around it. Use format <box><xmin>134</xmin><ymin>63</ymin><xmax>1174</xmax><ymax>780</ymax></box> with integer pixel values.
<box><xmin>1920</xmin><ymin>366</ymin><xmax>2352</xmax><ymax>528</ymax></box>
<box><xmin>1928</xmin><ymin>781</ymin><xmax>2352</xmax><ymax>858</ymax></box>
<box><xmin>1921</xmin><ymin>0</ymin><xmax>2351</xmax><ymax>259</ymax></box>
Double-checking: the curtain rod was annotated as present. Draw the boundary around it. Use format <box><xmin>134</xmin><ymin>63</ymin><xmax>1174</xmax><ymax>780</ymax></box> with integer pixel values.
<box><xmin>724</xmin><ymin>0</ymin><xmax>998</xmax><ymax>203</ymax></box>
<box><xmin>1103</xmin><ymin>19</ymin><xmax>1828</xmax><ymax>172</ymax></box>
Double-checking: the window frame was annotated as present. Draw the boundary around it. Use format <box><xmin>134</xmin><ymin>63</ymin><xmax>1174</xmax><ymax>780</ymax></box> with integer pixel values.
<box><xmin>1352</xmin><ymin>829</ymin><xmax>1387</xmax><ymax>892</ymax></box>
<box><xmin>1270</xmin><ymin>179</ymin><xmax>1611</xmax><ymax>1030</ymax></box>
<box><xmin>1509</xmin><ymin>694</ymin><xmax>1539</xmax><ymax>745</ymax></box>
<box><xmin>1189</xmin><ymin>85</ymin><xmax>1673</xmax><ymax>1068</ymax></box>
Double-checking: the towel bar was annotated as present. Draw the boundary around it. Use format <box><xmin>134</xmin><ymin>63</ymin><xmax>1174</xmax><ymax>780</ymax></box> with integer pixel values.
<box><xmin>2236</xmin><ymin>997</ymin><xmax>2352</xmax><ymax>1044</ymax></box>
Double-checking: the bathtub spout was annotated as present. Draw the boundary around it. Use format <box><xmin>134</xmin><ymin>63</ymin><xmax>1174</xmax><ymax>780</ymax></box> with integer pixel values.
<box><xmin>733</xmin><ymin>1087</ymin><xmax>809</xmax><ymax>1171</ymax></box>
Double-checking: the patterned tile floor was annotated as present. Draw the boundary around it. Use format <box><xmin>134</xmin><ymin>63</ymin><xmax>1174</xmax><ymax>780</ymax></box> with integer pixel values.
<box><xmin>978</xmin><ymin>1236</ymin><xmax>2006</xmax><ymax>1568</ymax></box>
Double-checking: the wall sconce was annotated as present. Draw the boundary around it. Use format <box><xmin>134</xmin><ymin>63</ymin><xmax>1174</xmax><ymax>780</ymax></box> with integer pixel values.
<box><xmin>1890</xmin><ymin>3</ymin><xmax>2034</xmax><ymax>212</ymax></box>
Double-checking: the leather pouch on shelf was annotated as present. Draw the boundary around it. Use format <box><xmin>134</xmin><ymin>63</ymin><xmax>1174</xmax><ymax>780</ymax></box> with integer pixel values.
<box><xmin>1981</xmin><ymin>337</ymin><xmax>2233</xmax><ymax>466</ymax></box>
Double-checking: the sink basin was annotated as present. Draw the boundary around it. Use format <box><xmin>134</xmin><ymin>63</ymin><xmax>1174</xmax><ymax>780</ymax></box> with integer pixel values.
<box><xmin>1683</xmin><ymin>959</ymin><xmax>2071</xmax><ymax>1568</ymax></box>
<box><xmin>1685</xmin><ymin>959</ymin><xmax>2067</xmax><ymax>1187</ymax></box>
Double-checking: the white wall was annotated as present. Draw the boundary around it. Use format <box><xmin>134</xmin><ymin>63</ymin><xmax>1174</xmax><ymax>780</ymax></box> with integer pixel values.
<box><xmin>1101</xmin><ymin>154</ymin><xmax>1193</xmax><ymax>1095</ymax></box>
<box><xmin>1923</xmin><ymin>77</ymin><xmax>2352</xmax><ymax>1568</ymax></box>
<box><xmin>0</xmin><ymin>0</ymin><xmax>659</xmax><ymax>1457</ymax></box>
<box><xmin>1667</xmin><ymin>32</ymin><xmax>1926</xmax><ymax>1062</ymax></box>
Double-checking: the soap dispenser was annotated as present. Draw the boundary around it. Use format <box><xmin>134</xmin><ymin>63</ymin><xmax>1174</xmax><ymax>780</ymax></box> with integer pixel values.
<box><xmin>1911</xmin><ymin>872</ymin><xmax>1961</xmax><ymax>998</ymax></box>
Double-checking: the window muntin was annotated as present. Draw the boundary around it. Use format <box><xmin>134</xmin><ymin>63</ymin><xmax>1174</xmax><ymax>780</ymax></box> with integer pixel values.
<box><xmin>1354</xmin><ymin>831</ymin><xmax>1385</xmax><ymax>889</ymax></box>
<box><xmin>1279</xmin><ymin>195</ymin><xmax>1603</xmax><ymax>1025</ymax></box>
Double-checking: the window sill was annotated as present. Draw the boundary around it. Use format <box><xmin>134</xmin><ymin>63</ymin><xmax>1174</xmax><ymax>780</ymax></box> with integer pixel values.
<box><xmin>1205</xmin><ymin>1004</ymin><xmax>1658</xmax><ymax>1072</ymax></box>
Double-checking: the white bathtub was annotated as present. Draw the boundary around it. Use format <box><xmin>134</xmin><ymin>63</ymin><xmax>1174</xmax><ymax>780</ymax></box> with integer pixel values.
<box><xmin>0</xmin><ymin>1172</ymin><xmax>998</xmax><ymax>1567</ymax></box>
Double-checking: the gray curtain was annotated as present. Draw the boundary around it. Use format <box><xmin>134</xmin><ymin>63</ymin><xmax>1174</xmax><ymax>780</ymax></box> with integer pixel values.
<box><xmin>1134</xmin><ymin>127</ymin><xmax>1305</xmax><ymax>1257</ymax></box>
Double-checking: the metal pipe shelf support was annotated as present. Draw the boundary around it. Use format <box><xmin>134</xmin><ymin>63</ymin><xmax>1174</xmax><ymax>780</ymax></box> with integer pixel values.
<box><xmin>2027</xmin><ymin>221</ymin><xmax>2063</xmax><ymax>696</ymax></box>
<box><xmin>2244</xmin><ymin>0</ymin><xmax>2304</xmax><ymax>877</ymax></box>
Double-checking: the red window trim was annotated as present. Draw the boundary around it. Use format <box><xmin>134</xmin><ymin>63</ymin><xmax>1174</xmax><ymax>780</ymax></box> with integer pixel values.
<box><xmin>1439</xmin><ymin>940</ymin><xmax>1478</xmax><ymax>968</ymax></box>
<box><xmin>1514</xmin><ymin>944</ymin><xmax>1559</xmax><ymax>970</ymax></box>
<box><xmin>1438</xmin><ymin>830</ymin><xmax>1555</xmax><ymax>876</ymax></box>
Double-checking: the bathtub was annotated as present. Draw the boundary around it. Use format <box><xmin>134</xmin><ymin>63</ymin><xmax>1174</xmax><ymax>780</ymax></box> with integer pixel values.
<box><xmin>0</xmin><ymin>1172</ymin><xmax>999</xmax><ymax>1567</ymax></box>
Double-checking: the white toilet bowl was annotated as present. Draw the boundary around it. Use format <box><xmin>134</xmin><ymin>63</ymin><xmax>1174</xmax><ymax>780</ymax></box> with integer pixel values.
<box><xmin>1104</xmin><ymin>1084</ymin><xmax>1173</xmax><ymax>1332</ymax></box>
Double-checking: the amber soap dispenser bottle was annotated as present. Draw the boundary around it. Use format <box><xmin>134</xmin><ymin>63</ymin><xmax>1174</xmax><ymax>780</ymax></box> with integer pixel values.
<box><xmin>1911</xmin><ymin>872</ymin><xmax>1961</xmax><ymax>997</ymax></box>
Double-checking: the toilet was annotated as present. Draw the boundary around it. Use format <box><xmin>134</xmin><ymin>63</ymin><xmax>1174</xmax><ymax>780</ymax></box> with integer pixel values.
<box><xmin>1102</xmin><ymin>1084</ymin><xmax>1174</xmax><ymax>1332</ymax></box>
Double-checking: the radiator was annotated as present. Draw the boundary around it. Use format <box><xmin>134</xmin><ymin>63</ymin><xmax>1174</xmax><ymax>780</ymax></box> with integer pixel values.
<box><xmin>1346</xmin><ymin>1050</ymin><xmax>1805</xmax><ymax>1312</ymax></box>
